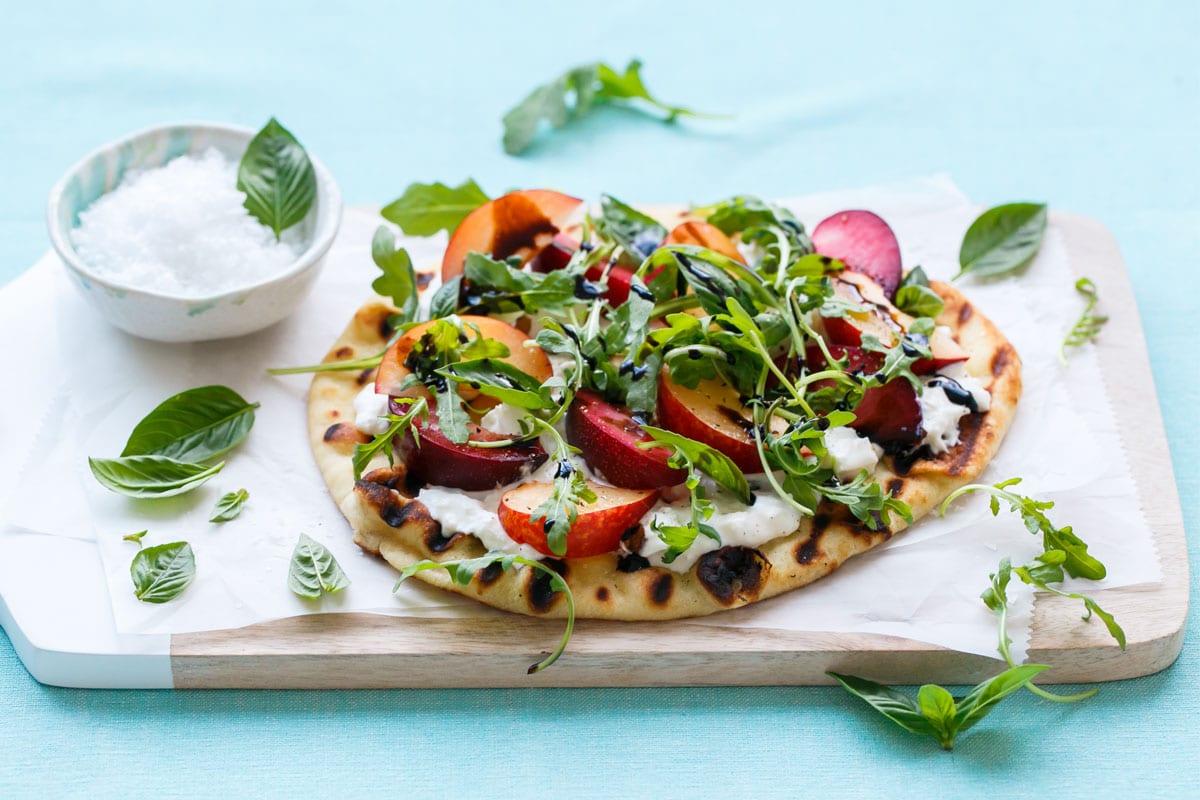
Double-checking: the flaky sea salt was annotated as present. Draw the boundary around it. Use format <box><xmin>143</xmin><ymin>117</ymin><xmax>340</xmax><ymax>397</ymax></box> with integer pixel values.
<box><xmin>71</xmin><ymin>148</ymin><xmax>305</xmax><ymax>297</ymax></box>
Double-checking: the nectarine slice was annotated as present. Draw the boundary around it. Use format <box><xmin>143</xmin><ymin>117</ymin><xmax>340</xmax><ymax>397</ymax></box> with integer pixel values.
<box><xmin>657</xmin><ymin>373</ymin><xmax>785</xmax><ymax>474</ymax></box>
<box><xmin>664</xmin><ymin>220</ymin><xmax>744</xmax><ymax>263</ymax></box>
<box><xmin>566</xmin><ymin>390</ymin><xmax>686</xmax><ymax>489</ymax></box>
<box><xmin>498</xmin><ymin>480</ymin><xmax>659</xmax><ymax>558</ymax></box>
<box><xmin>441</xmin><ymin>189</ymin><xmax>583</xmax><ymax>282</ymax></box>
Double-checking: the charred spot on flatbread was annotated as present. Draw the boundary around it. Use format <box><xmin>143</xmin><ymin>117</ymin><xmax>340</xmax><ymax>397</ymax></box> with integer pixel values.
<box><xmin>794</xmin><ymin>533</ymin><xmax>823</xmax><ymax>565</ymax></box>
<box><xmin>648</xmin><ymin>572</ymin><xmax>674</xmax><ymax>606</ymax></box>
<box><xmin>595</xmin><ymin>586</ymin><xmax>610</xmax><ymax>603</ymax></box>
<box><xmin>355</xmin><ymin>368</ymin><xmax>376</xmax><ymax>386</ymax></box>
<box><xmin>696</xmin><ymin>547</ymin><xmax>770</xmax><ymax>606</ymax></box>
<box><xmin>527</xmin><ymin>558</ymin><xmax>568</xmax><ymax>613</ymax></box>
<box><xmin>991</xmin><ymin>343</ymin><xmax>1015</xmax><ymax>378</ymax></box>
<box><xmin>324</xmin><ymin>422</ymin><xmax>369</xmax><ymax>445</ymax></box>
<box><xmin>476</xmin><ymin>561</ymin><xmax>504</xmax><ymax>587</ymax></box>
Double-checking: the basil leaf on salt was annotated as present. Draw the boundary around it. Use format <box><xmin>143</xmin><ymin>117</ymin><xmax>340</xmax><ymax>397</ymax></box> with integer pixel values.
<box><xmin>237</xmin><ymin>118</ymin><xmax>317</xmax><ymax>239</ymax></box>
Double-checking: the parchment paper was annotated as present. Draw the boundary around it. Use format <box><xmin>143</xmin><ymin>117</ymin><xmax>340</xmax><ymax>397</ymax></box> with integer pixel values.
<box><xmin>0</xmin><ymin>176</ymin><xmax>1160</xmax><ymax>663</ymax></box>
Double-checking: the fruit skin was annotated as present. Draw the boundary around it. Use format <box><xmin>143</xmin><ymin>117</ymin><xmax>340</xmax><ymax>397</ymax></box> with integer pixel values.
<box><xmin>442</xmin><ymin>189</ymin><xmax>583</xmax><ymax>282</ymax></box>
<box><xmin>664</xmin><ymin>220</ymin><xmax>744</xmax><ymax>263</ymax></box>
<box><xmin>404</xmin><ymin>412</ymin><xmax>548</xmax><ymax>492</ymax></box>
<box><xmin>498</xmin><ymin>480</ymin><xmax>659</xmax><ymax>558</ymax></box>
<box><xmin>806</xmin><ymin>345</ymin><xmax>923</xmax><ymax>446</ymax></box>
<box><xmin>525</xmin><ymin>232</ymin><xmax>649</xmax><ymax>307</ymax></box>
<box><xmin>566</xmin><ymin>390</ymin><xmax>687</xmax><ymax>489</ymax></box>
<box><xmin>528</xmin><ymin>233</ymin><xmax>577</xmax><ymax>274</ymax></box>
<box><xmin>657</xmin><ymin>372</ymin><xmax>784</xmax><ymax>474</ymax></box>
<box><xmin>812</xmin><ymin>210</ymin><xmax>903</xmax><ymax>298</ymax></box>
<box><xmin>375</xmin><ymin>315</ymin><xmax>553</xmax><ymax>400</ymax></box>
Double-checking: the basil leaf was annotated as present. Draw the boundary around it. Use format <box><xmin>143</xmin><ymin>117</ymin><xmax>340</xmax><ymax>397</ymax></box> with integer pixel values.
<box><xmin>209</xmin><ymin>488</ymin><xmax>249</xmax><ymax>523</ymax></box>
<box><xmin>236</xmin><ymin>118</ymin><xmax>317</xmax><ymax>239</ymax></box>
<box><xmin>597</xmin><ymin>194</ymin><xmax>666</xmax><ymax>261</ymax></box>
<box><xmin>826</xmin><ymin>672</ymin><xmax>935</xmax><ymax>737</ymax></box>
<box><xmin>895</xmin><ymin>284</ymin><xmax>945</xmax><ymax>318</ymax></box>
<box><xmin>430</xmin><ymin>274</ymin><xmax>463</xmax><ymax>318</ymax></box>
<box><xmin>917</xmin><ymin>684</ymin><xmax>959</xmax><ymax>750</ymax></box>
<box><xmin>953</xmin><ymin>664</ymin><xmax>1049</xmax><ymax>734</ymax></box>
<box><xmin>640</xmin><ymin>425</ymin><xmax>751</xmax><ymax>505</ymax></box>
<box><xmin>371</xmin><ymin>226</ymin><xmax>419</xmax><ymax>324</ymax></box>
<box><xmin>131</xmin><ymin>541</ymin><xmax>196</xmax><ymax>603</ymax></box>
<box><xmin>89</xmin><ymin>456</ymin><xmax>224</xmax><ymax>498</ymax></box>
<box><xmin>287</xmin><ymin>533</ymin><xmax>350</xmax><ymax>599</ymax></box>
<box><xmin>380</xmin><ymin>179</ymin><xmax>489</xmax><ymax>236</ymax></box>
<box><xmin>957</xmin><ymin>202</ymin><xmax>1048</xmax><ymax>279</ymax></box>
<box><xmin>120</xmin><ymin>385</ymin><xmax>259</xmax><ymax>463</ymax></box>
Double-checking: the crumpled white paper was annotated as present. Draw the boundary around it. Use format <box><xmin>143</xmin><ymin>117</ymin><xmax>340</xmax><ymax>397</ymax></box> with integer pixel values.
<box><xmin>0</xmin><ymin>176</ymin><xmax>1160</xmax><ymax>663</ymax></box>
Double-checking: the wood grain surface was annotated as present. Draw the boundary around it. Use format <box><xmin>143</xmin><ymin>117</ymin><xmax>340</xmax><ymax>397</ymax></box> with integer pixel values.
<box><xmin>171</xmin><ymin>212</ymin><xmax>1188</xmax><ymax>688</ymax></box>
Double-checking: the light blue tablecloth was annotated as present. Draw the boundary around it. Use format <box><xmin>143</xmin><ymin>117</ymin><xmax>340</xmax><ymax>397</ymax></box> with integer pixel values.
<box><xmin>2</xmin><ymin>1</ymin><xmax>1195</xmax><ymax>796</ymax></box>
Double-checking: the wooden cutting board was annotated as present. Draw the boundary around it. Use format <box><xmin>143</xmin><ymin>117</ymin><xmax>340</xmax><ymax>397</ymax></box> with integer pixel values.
<box><xmin>168</xmin><ymin>212</ymin><xmax>1188</xmax><ymax>689</ymax></box>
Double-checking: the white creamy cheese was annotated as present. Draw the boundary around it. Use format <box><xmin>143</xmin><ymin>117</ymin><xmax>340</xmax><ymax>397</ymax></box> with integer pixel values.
<box><xmin>639</xmin><ymin>489</ymin><xmax>805</xmax><ymax>573</ymax></box>
<box><xmin>352</xmin><ymin>385</ymin><xmax>392</xmax><ymax>435</ymax></box>
<box><xmin>918</xmin><ymin>385</ymin><xmax>970</xmax><ymax>454</ymax></box>
<box><xmin>479</xmin><ymin>403</ymin><xmax>530</xmax><ymax>436</ymax></box>
<box><xmin>936</xmin><ymin>362</ymin><xmax>991</xmax><ymax>412</ymax></box>
<box><xmin>823</xmin><ymin>426</ymin><xmax>883</xmax><ymax>480</ymax></box>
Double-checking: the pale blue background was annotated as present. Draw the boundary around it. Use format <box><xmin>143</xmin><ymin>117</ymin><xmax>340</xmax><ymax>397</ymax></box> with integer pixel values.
<box><xmin>2</xmin><ymin>1</ymin><xmax>1196</xmax><ymax>797</ymax></box>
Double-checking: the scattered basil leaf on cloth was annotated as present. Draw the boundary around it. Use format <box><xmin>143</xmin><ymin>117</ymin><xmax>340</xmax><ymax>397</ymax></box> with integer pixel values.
<box><xmin>89</xmin><ymin>456</ymin><xmax>225</xmax><ymax>498</ymax></box>
<box><xmin>1060</xmin><ymin>277</ymin><xmax>1109</xmax><ymax>364</ymax></box>
<box><xmin>955</xmin><ymin>202</ymin><xmax>1048</xmax><ymax>279</ymax></box>
<box><xmin>287</xmin><ymin>533</ymin><xmax>350</xmax><ymax>598</ymax></box>
<box><xmin>381</xmin><ymin>179</ymin><xmax>489</xmax><ymax>236</ymax></box>
<box><xmin>502</xmin><ymin>58</ymin><xmax>723</xmax><ymax>155</ymax></box>
<box><xmin>371</xmin><ymin>226</ymin><xmax>419</xmax><ymax>324</ymax></box>
<box><xmin>120</xmin><ymin>385</ymin><xmax>260</xmax><ymax>463</ymax></box>
<box><xmin>123</xmin><ymin>530</ymin><xmax>148</xmax><ymax>544</ymax></box>
<box><xmin>828</xmin><ymin>665</ymin><xmax>1048</xmax><ymax>751</ymax></box>
<box><xmin>237</xmin><ymin>117</ymin><xmax>317</xmax><ymax>239</ymax></box>
<box><xmin>130</xmin><ymin>541</ymin><xmax>196</xmax><ymax>603</ymax></box>
<box><xmin>209</xmin><ymin>489</ymin><xmax>249</xmax><ymax>523</ymax></box>
<box><xmin>396</xmin><ymin>553</ymin><xmax>575</xmax><ymax>673</ymax></box>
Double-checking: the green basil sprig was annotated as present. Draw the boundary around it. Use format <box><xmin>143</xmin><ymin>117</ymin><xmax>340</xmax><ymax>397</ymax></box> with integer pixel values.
<box><xmin>381</xmin><ymin>179</ymin><xmax>489</xmax><ymax>236</ymax></box>
<box><xmin>502</xmin><ymin>59</ymin><xmax>722</xmax><ymax>155</ymax></box>
<box><xmin>237</xmin><ymin>118</ymin><xmax>317</xmax><ymax>239</ymax></box>
<box><xmin>894</xmin><ymin>266</ymin><xmax>945</xmax><ymax>318</ymax></box>
<box><xmin>288</xmin><ymin>533</ymin><xmax>350</xmax><ymax>599</ymax></box>
<box><xmin>956</xmin><ymin>202</ymin><xmax>1048</xmax><ymax>280</ymax></box>
<box><xmin>209</xmin><ymin>489</ymin><xmax>249</xmax><ymax>523</ymax></box>
<box><xmin>131</xmin><ymin>541</ymin><xmax>197</xmax><ymax>604</ymax></box>
<box><xmin>90</xmin><ymin>385</ymin><xmax>258</xmax><ymax>498</ymax></box>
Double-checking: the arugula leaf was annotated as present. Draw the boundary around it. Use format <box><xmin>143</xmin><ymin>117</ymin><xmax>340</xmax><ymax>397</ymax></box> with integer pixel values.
<box><xmin>123</xmin><ymin>530</ymin><xmax>148</xmax><ymax>545</ymax></box>
<box><xmin>287</xmin><ymin>533</ymin><xmax>350</xmax><ymax>599</ymax></box>
<box><xmin>396</xmin><ymin>553</ymin><xmax>575</xmax><ymax>673</ymax></box>
<box><xmin>371</xmin><ymin>226</ymin><xmax>419</xmax><ymax>324</ymax></box>
<box><xmin>596</xmin><ymin>194</ymin><xmax>667</xmax><ymax>261</ymax></box>
<box><xmin>352</xmin><ymin>397</ymin><xmax>429</xmax><ymax>480</ymax></box>
<box><xmin>430</xmin><ymin>274</ymin><xmax>464</xmax><ymax>318</ymax></box>
<box><xmin>956</xmin><ymin>202</ymin><xmax>1048</xmax><ymax>280</ymax></box>
<box><xmin>209</xmin><ymin>489</ymin><xmax>249</xmax><ymax>523</ymax></box>
<box><xmin>130</xmin><ymin>541</ymin><xmax>196</xmax><ymax>603</ymax></box>
<box><xmin>439</xmin><ymin>359</ymin><xmax>555</xmax><ymax>411</ymax></box>
<box><xmin>236</xmin><ymin>118</ymin><xmax>316</xmax><ymax>239</ymax></box>
<box><xmin>435</xmin><ymin>384</ymin><xmax>471</xmax><ymax>444</ymax></box>
<box><xmin>462</xmin><ymin>251</ymin><xmax>580</xmax><ymax>315</ymax></box>
<box><xmin>640</xmin><ymin>425</ymin><xmax>751</xmax><ymax>504</ymax></box>
<box><xmin>380</xmin><ymin>179</ymin><xmax>489</xmax><ymax>236</ymax></box>
<box><xmin>894</xmin><ymin>267</ymin><xmax>945</xmax><ymax>318</ymax></box>
<box><xmin>525</xmin><ymin>421</ymin><xmax>596</xmax><ymax>556</ymax></box>
<box><xmin>1060</xmin><ymin>277</ymin><xmax>1109</xmax><ymax>364</ymax></box>
<box><xmin>120</xmin><ymin>385</ymin><xmax>259</xmax><ymax>463</ymax></box>
<box><xmin>829</xmin><ymin>666</ymin><xmax>1048</xmax><ymax>751</ymax></box>
<box><xmin>1013</xmin><ymin>553</ymin><xmax>1126</xmax><ymax>649</ymax></box>
<box><xmin>502</xmin><ymin>59</ymin><xmax>718</xmax><ymax>155</ymax></box>
<box><xmin>89</xmin><ymin>455</ymin><xmax>224</xmax><ymax>498</ymax></box>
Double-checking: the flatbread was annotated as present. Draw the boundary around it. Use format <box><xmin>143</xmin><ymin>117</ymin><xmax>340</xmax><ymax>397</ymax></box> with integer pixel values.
<box><xmin>308</xmin><ymin>276</ymin><xmax>1021</xmax><ymax>621</ymax></box>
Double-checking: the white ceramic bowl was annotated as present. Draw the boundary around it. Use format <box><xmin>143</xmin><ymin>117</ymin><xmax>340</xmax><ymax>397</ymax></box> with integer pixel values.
<box><xmin>46</xmin><ymin>121</ymin><xmax>342</xmax><ymax>342</ymax></box>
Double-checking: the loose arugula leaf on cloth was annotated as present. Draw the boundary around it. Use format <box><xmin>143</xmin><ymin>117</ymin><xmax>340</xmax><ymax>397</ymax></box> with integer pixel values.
<box><xmin>828</xmin><ymin>666</ymin><xmax>1048</xmax><ymax>751</ymax></box>
<box><xmin>381</xmin><ymin>179</ymin><xmax>489</xmax><ymax>236</ymax></box>
<box><xmin>237</xmin><ymin>118</ymin><xmax>316</xmax><ymax>239</ymax></box>
<box><xmin>120</xmin><ymin>385</ymin><xmax>259</xmax><ymax>463</ymax></box>
<box><xmin>123</xmin><ymin>530</ymin><xmax>148</xmax><ymax>544</ymax></box>
<box><xmin>502</xmin><ymin>58</ymin><xmax>721</xmax><ymax>155</ymax></box>
<box><xmin>209</xmin><ymin>489</ymin><xmax>249</xmax><ymax>523</ymax></box>
<box><xmin>940</xmin><ymin>478</ymin><xmax>1106</xmax><ymax>580</ymax></box>
<box><xmin>288</xmin><ymin>533</ymin><xmax>351</xmax><ymax>599</ymax></box>
<box><xmin>89</xmin><ymin>456</ymin><xmax>225</xmax><ymax>498</ymax></box>
<box><xmin>1060</xmin><ymin>277</ymin><xmax>1109</xmax><ymax>364</ymax></box>
<box><xmin>371</xmin><ymin>226</ymin><xmax>419</xmax><ymax>324</ymax></box>
<box><xmin>956</xmin><ymin>202</ymin><xmax>1048</xmax><ymax>280</ymax></box>
<box><xmin>130</xmin><ymin>541</ymin><xmax>197</xmax><ymax>603</ymax></box>
<box><xmin>396</xmin><ymin>553</ymin><xmax>575</xmax><ymax>673</ymax></box>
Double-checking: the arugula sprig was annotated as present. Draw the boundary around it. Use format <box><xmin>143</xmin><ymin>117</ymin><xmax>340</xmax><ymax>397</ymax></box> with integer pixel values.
<box><xmin>396</xmin><ymin>553</ymin><xmax>575</xmax><ymax>673</ymax></box>
<box><xmin>639</xmin><ymin>426</ymin><xmax>751</xmax><ymax>563</ymax></box>
<box><xmin>1060</xmin><ymin>277</ymin><xmax>1109</xmax><ymax>364</ymax></box>
<box><xmin>502</xmin><ymin>58</ymin><xmax>724</xmax><ymax>155</ymax></box>
<box><xmin>352</xmin><ymin>397</ymin><xmax>429</xmax><ymax>480</ymax></box>
<box><xmin>527</xmin><ymin>419</ymin><xmax>597</xmax><ymax>557</ymax></box>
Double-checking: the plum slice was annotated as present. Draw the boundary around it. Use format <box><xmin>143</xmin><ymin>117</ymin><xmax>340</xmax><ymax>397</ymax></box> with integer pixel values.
<box><xmin>812</xmin><ymin>210</ymin><xmax>903</xmax><ymax>298</ymax></box>
<box><xmin>566</xmin><ymin>390</ymin><xmax>686</xmax><ymax>489</ymax></box>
